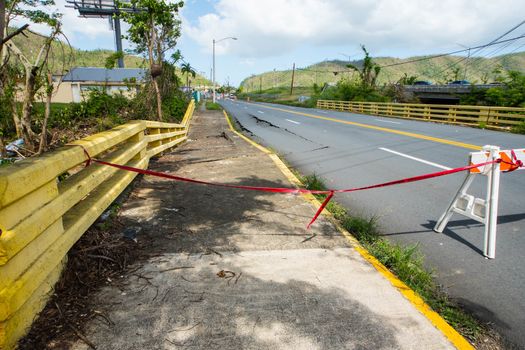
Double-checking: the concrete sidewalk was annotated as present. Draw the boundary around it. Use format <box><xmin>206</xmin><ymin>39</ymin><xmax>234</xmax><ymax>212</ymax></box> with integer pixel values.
<box><xmin>71</xmin><ymin>108</ymin><xmax>463</xmax><ymax>349</ymax></box>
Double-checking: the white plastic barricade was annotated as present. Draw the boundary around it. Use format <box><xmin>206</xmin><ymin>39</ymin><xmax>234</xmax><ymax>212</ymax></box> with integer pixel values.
<box><xmin>434</xmin><ymin>145</ymin><xmax>524</xmax><ymax>259</ymax></box>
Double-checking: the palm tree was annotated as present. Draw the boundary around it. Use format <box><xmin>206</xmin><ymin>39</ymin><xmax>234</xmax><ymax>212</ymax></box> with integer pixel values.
<box><xmin>181</xmin><ymin>63</ymin><xmax>196</xmax><ymax>89</ymax></box>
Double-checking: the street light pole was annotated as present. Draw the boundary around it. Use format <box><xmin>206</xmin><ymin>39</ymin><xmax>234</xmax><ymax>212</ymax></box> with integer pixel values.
<box><xmin>213</xmin><ymin>39</ymin><xmax>216</xmax><ymax>103</ymax></box>
<box><xmin>212</xmin><ymin>36</ymin><xmax>237</xmax><ymax>103</ymax></box>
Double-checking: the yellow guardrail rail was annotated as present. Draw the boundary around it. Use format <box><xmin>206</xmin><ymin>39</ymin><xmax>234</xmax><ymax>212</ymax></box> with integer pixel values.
<box><xmin>0</xmin><ymin>99</ymin><xmax>195</xmax><ymax>349</ymax></box>
<box><xmin>317</xmin><ymin>100</ymin><xmax>525</xmax><ymax>129</ymax></box>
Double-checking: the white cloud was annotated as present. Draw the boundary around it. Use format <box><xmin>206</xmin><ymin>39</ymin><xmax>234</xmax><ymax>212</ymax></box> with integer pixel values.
<box><xmin>183</xmin><ymin>0</ymin><xmax>525</xmax><ymax>58</ymax></box>
<box><xmin>10</xmin><ymin>0</ymin><xmax>116</xmax><ymax>46</ymax></box>
<box><xmin>58</xmin><ymin>0</ymin><xmax>113</xmax><ymax>41</ymax></box>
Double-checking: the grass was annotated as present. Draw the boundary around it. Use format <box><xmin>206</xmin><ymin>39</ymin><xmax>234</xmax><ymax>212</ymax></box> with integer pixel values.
<box><xmin>206</xmin><ymin>102</ymin><xmax>222</xmax><ymax>110</ymax></box>
<box><xmin>300</xmin><ymin>173</ymin><xmax>484</xmax><ymax>343</ymax></box>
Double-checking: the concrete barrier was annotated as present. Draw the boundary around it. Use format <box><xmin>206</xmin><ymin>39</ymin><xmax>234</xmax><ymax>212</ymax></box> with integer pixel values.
<box><xmin>317</xmin><ymin>100</ymin><xmax>525</xmax><ymax>130</ymax></box>
<box><xmin>0</xmin><ymin>100</ymin><xmax>195</xmax><ymax>349</ymax></box>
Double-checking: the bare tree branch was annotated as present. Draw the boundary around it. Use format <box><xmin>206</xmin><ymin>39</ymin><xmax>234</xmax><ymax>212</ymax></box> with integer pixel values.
<box><xmin>1</xmin><ymin>23</ymin><xmax>29</xmax><ymax>45</ymax></box>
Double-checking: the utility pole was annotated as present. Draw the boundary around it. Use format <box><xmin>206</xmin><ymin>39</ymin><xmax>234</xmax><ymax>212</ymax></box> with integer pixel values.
<box><xmin>465</xmin><ymin>48</ymin><xmax>471</xmax><ymax>80</ymax></box>
<box><xmin>290</xmin><ymin>63</ymin><xmax>295</xmax><ymax>95</ymax></box>
<box><xmin>259</xmin><ymin>75</ymin><xmax>262</xmax><ymax>93</ymax></box>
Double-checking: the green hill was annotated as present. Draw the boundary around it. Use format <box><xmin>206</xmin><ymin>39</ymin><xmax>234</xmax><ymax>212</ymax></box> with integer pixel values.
<box><xmin>8</xmin><ymin>28</ymin><xmax>211</xmax><ymax>86</ymax></box>
<box><xmin>240</xmin><ymin>52</ymin><xmax>525</xmax><ymax>92</ymax></box>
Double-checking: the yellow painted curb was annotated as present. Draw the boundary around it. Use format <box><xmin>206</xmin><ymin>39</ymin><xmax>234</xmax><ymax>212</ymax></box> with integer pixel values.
<box><xmin>223</xmin><ymin>109</ymin><xmax>475</xmax><ymax>350</ymax></box>
<box><xmin>252</xmin><ymin>103</ymin><xmax>482</xmax><ymax>151</ymax></box>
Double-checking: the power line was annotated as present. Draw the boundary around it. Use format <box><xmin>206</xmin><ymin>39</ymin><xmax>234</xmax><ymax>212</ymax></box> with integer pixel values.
<box><xmin>426</xmin><ymin>20</ymin><xmax>525</xmax><ymax>80</ymax></box>
<box><xmin>380</xmin><ymin>33</ymin><xmax>525</xmax><ymax>68</ymax></box>
<box><xmin>298</xmin><ymin>34</ymin><xmax>525</xmax><ymax>76</ymax></box>
<box><xmin>471</xmin><ymin>36</ymin><xmax>525</xmax><ymax>74</ymax></box>
<box><xmin>246</xmin><ymin>23</ymin><xmax>525</xmax><ymax>82</ymax></box>
<box><xmin>469</xmin><ymin>31</ymin><xmax>525</xmax><ymax>67</ymax></box>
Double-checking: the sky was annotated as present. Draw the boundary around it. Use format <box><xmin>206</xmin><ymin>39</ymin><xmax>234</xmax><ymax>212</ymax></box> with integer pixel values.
<box><xmin>22</xmin><ymin>0</ymin><xmax>525</xmax><ymax>86</ymax></box>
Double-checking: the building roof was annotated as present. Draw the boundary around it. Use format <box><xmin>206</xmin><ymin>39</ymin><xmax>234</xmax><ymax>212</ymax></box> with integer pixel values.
<box><xmin>62</xmin><ymin>67</ymin><xmax>147</xmax><ymax>83</ymax></box>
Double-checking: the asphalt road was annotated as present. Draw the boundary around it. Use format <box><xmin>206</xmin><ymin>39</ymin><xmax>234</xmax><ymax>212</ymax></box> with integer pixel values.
<box><xmin>220</xmin><ymin>99</ymin><xmax>525</xmax><ymax>348</ymax></box>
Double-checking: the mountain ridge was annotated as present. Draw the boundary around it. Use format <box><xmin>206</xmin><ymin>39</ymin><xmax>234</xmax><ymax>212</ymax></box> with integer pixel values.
<box><xmin>240</xmin><ymin>51</ymin><xmax>525</xmax><ymax>91</ymax></box>
<box><xmin>7</xmin><ymin>28</ymin><xmax>211</xmax><ymax>86</ymax></box>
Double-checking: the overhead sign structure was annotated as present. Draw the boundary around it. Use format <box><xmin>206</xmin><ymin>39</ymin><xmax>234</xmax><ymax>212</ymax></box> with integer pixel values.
<box><xmin>434</xmin><ymin>145</ymin><xmax>524</xmax><ymax>259</ymax></box>
<box><xmin>65</xmin><ymin>0</ymin><xmax>141</xmax><ymax>68</ymax></box>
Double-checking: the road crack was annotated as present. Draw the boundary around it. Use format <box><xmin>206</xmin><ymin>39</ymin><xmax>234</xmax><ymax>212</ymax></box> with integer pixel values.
<box><xmin>248</xmin><ymin>113</ymin><xmax>324</xmax><ymax>146</ymax></box>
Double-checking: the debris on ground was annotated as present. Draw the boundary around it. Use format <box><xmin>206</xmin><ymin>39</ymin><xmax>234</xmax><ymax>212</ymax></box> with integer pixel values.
<box><xmin>121</xmin><ymin>226</ymin><xmax>142</xmax><ymax>242</ymax></box>
<box><xmin>5</xmin><ymin>138</ymin><xmax>24</xmax><ymax>157</ymax></box>
<box><xmin>18</xmin><ymin>191</ymin><xmax>148</xmax><ymax>350</ymax></box>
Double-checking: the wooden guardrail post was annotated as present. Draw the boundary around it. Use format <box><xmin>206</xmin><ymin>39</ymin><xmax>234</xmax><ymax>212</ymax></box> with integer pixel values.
<box><xmin>448</xmin><ymin>107</ymin><xmax>457</xmax><ymax>123</ymax></box>
<box><xmin>424</xmin><ymin>106</ymin><xmax>431</xmax><ymax>120</ymax></box>
<box><xmin>478</xmin><ymin>108</ymin><xmax>489</xmax><ymax>127</ymax></box>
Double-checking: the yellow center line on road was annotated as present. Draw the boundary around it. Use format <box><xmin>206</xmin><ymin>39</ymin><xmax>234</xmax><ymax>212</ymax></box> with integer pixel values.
<box><xmin>251</xmin><ymin>103</ymin><xmax>482</xmax><ymax>151</ymax></box>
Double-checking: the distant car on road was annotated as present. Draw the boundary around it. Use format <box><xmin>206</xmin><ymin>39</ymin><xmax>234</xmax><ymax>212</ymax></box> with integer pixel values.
<box><xmin>448</xmin><ymin>80</ymin><xmax>471</xmax><ymax>85</ymax></box>
<box><xmin>413</xmin><ymin>80</ymin><xmax>432</xmax><ymax>85</ymax></box>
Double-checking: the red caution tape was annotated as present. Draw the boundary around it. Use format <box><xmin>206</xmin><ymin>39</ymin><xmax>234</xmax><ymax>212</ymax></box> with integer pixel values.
<box><xmin>79</xmin><ymin>146</ymin><xmax>513</xmax><ymax>229</ymax></box>
<box><xmin>307</xmin><ymin>191</ymin><xmax>334</xmax><ymax>229</ymax></box>
<box><xmin>501</xmin><ymin>149</ymin><xmax>524</xmax><ymax>172</ymax></box>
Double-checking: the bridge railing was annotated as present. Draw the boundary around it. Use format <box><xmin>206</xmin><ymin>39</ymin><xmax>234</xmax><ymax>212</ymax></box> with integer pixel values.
<box><xmin>403</xmin><ymin>84</ymin><xmax>504</xmax><ymax>93</ymax></box>
<box><xmin>316</xmin><ymin>100</ymin><xmax>525</xmax><ymax>129</ymax></box>
<box><xmin>0</xmin><ymin>99</ymin><xmax>195</xmax><ymax>349</ymax></box>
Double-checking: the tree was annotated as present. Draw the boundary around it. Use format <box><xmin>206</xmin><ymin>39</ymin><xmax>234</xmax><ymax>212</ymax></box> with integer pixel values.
<box><xmin>105</xmin><ymin>51</ymin><xmax>124</xmax><ymax>69</ymax></box>
<box><xmin>1</xmin><ymin>0</ymin><xmax>64</xmax><ymax>152</ymax></box>
<box><xmin>180</xmin><ymin>62</ymin><xmax>195</xmax><ymax>89</ymax></box>
<box><xmin>398</xmin><ymin>73</ymin><xmax>418</xmax><ymax>85</ymax></box>
<box><xmin>6</xmin><ymin>20</ymin><xmax>62</xmax><ymax>151</ymax></box>
<box><xmin>486</xmin><ymin>70</ymin><xmax>525</xmax><ymax>107</ymax></box>
<box><xmin>118</xmin><ymin>0</ymin><xmax>184</xmax><ymax>121</ymax></box>
<box><xmin>347</xmin><ymin>45</ymin><xmax>381</xmax><ymax>89</ymax></box>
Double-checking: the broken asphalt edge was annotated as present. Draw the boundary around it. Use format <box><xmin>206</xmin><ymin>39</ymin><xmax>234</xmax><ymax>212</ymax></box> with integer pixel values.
<box><xmin>222</xmin><ymin>109</ymin><xmax>474</xmax><ymax>350</ymax></box>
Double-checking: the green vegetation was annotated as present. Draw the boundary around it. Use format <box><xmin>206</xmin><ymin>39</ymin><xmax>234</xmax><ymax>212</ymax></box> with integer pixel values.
<box><xmin>240</xmin><ymin>47</ymin><xmax>410</xmax><ymax>107</ymax></box>
<box><xmin>7</xmin><ymin>28</ymin><xmax>211</xmax><ymax>86</ymax></box>
<box><xmin>512</xmin><ymin>120</ymin><xmax>525</xmax><ymax>134</ymax></box>
<box><xmin>300</xmin><ymin>173</ymin><xmax>484</xmax><ymax>342</ymax></box>
<box><xmin>1</xmin><ymin>65</ymin><xmax>189</xmax><ymax>152</ymax></box>
<box><xmin>10</xmin><ymin>29</ymin><xmax>145</xmax><ymax>70</ymax></box>
<box><xmin>0</xmin><ymin>0</ymin><xmax>196</xmax><ymax>156</ymax></box>
<box><xmin>118</xmin><ymin>0</ymin><xmax>184</xmax><ymax>120</ymax></box>
<box><xmin>238</xmin><ymin>86</ymin><xmax>319</xmax><ymax>108</ymax></box>
<box><xmin>240</xmin><ymin>50</ymin><xmax>525</xmax><ymax>123</ymax></box>
<box><xmin>181</xmin><ymin>62</ymin><xmax>197</xmax><ymax>88</ymax></box>
<box><xmin>205</xmin><ymin>102</ymin><xmax>222</xmax><ymax>110</ymax></box>
<box><xmin>241</xmin><ymin>51</ymin><xmax>525</xmax><ymax>92</ymax></box>
<box><xmin>460</xmin><ymin>70</ymin><xmax>525</xmax><ymax>107</ymax></box>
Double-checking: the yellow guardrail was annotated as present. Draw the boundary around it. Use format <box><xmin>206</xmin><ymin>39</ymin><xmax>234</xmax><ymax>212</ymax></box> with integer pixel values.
<box><xmin>317</xmin><ymin>100</ymin><xmax>525</xmax><ymax>129</ymax></box>
<box><xmin>0</xmin><ymin>99</ymin><xmax>195</xmax><ymax>349</ymax></box>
